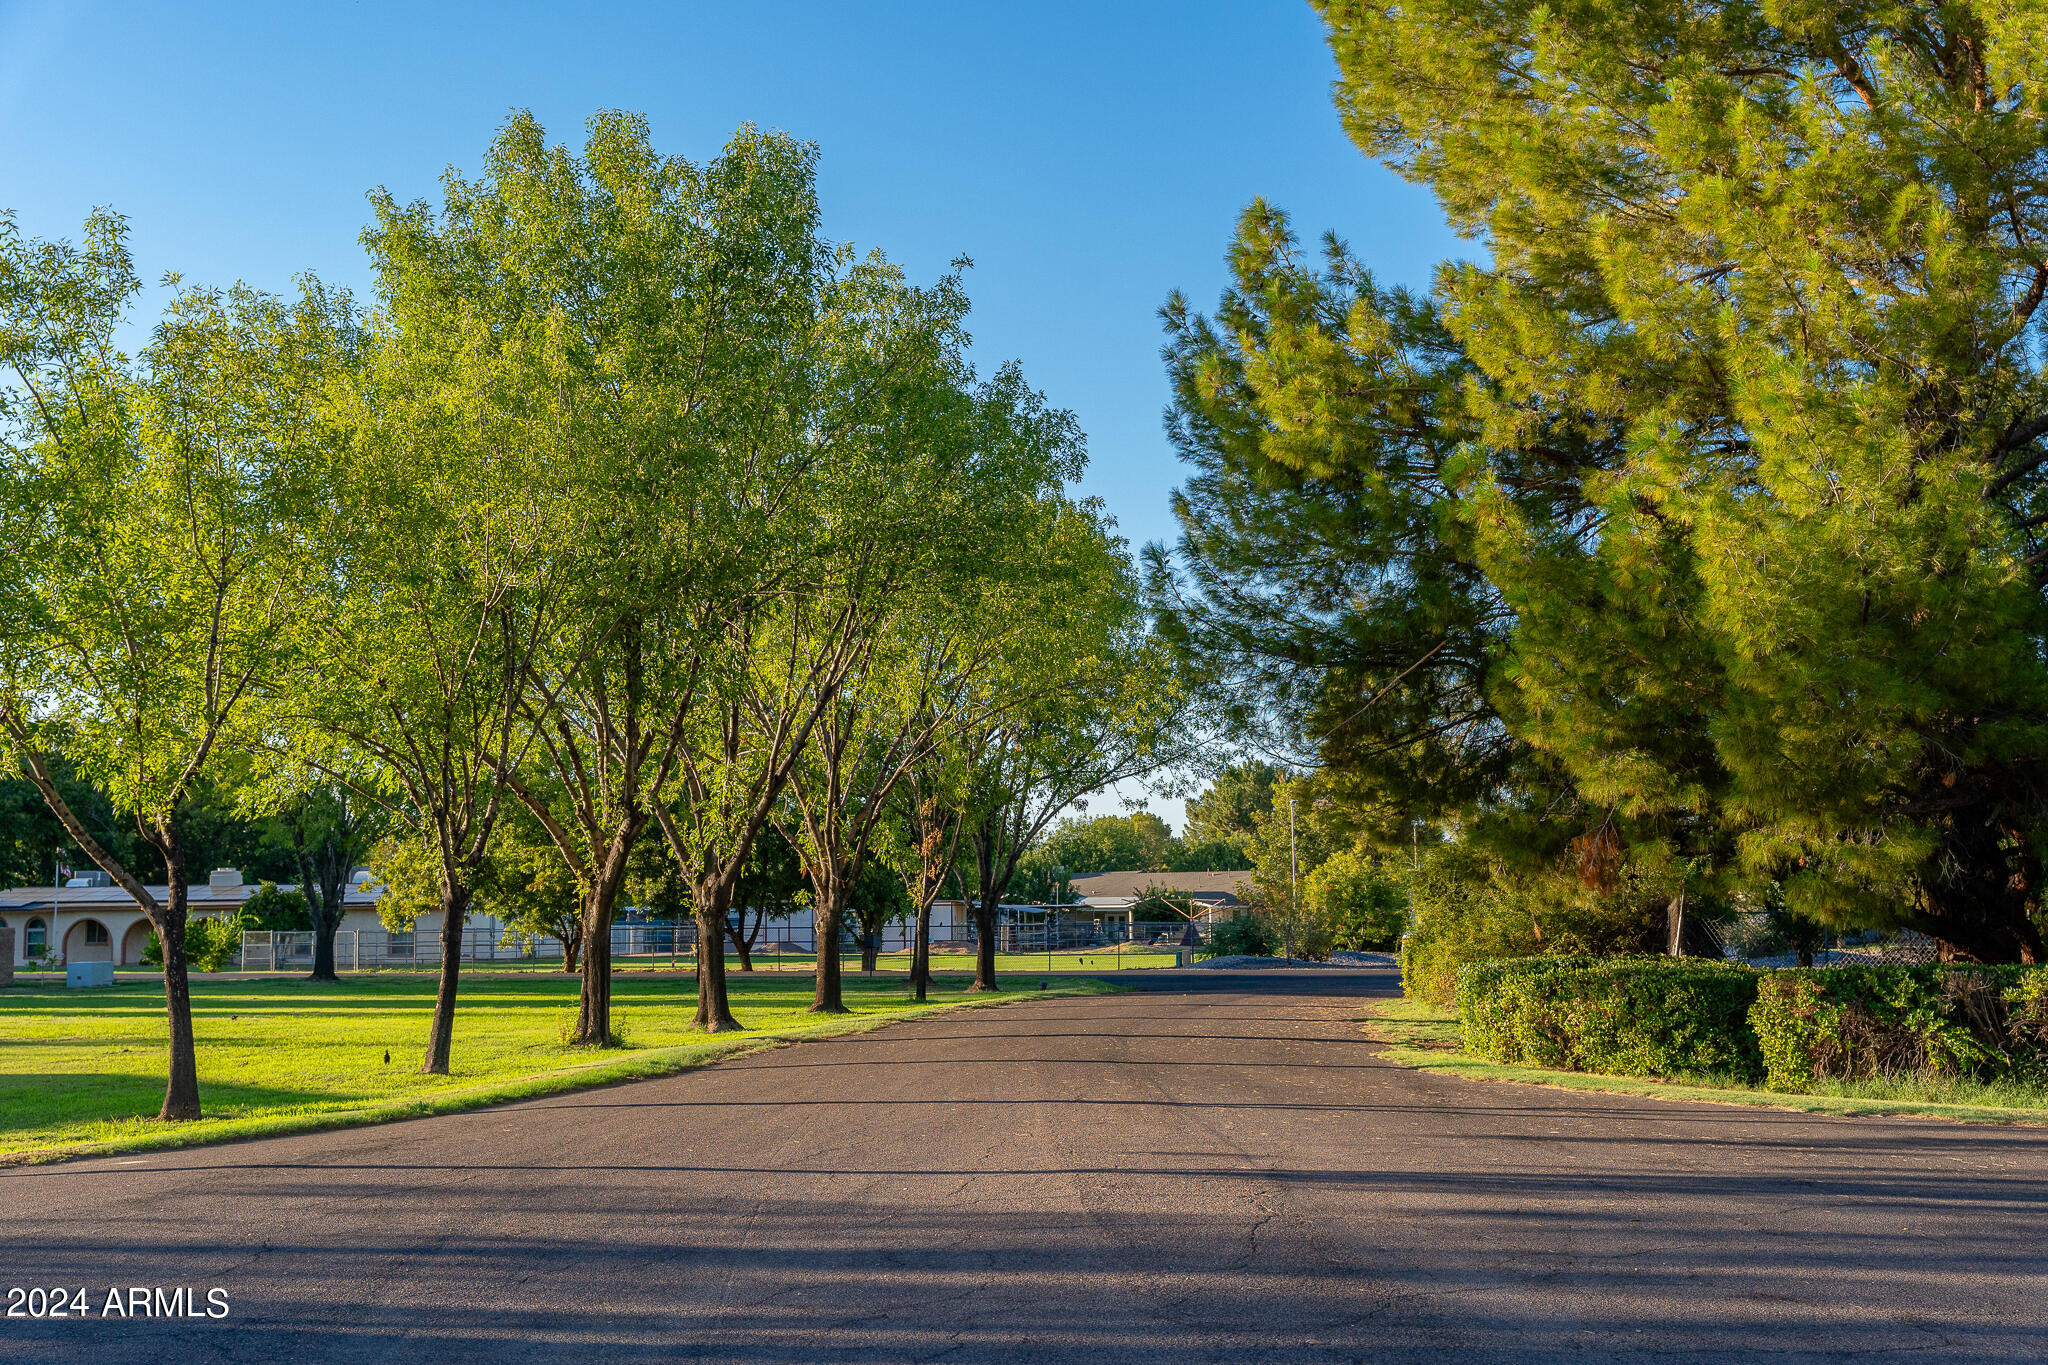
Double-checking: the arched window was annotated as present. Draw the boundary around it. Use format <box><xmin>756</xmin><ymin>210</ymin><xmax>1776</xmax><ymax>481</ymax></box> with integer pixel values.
<box><xmin>25</xmin><ymin>917</ymin><xmax>47</xmax><ymax>956</ymax></box>
<box><xmin>84</xmin><ymin>921</ymin><xmax>110</xmax><ymax>945</ymax></box>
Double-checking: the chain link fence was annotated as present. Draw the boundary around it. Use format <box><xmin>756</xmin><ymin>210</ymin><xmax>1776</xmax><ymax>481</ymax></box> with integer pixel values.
<box><xmin>1700</xmin><ymin>913</ymin><xmax>1943</xmax><ymax>968</ymax></box>
<box><xmin>239</xmin><ymin>917</ymin><xmax>1217</xmax><ymax>973</ymax></box>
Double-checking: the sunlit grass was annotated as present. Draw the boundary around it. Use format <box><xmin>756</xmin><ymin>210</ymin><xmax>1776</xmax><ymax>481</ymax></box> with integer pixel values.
<box><xmin>0</xmin><ymin>970</ymin><xmax>1120</xmax><ymax>1160</ymax></box>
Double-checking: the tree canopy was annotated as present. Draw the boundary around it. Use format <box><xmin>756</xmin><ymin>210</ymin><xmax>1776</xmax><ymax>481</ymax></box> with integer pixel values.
<box><xmin>0</xmin><ymin>108</ymin><xmax>1179</xmax><ymax>1115</ymax></box>
<box><xmin>1154</xmin><ymin>2</ymin><xmax>2048</xmax><ymax>963</ymax></box>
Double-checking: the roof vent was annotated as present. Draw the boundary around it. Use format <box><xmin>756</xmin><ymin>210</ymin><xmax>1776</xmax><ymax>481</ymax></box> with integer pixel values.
<box><xmin>208</xmin><ymin>868</ymin><xmax>244</xmax><ymax>891</ymax></box>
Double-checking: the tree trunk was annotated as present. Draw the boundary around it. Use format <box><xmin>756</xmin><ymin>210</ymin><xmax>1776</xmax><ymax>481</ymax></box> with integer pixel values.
<box><xmin>911</xmin><ymin>897</ymin><xmax>934</xmax><ymax>1002</ymax></box>
<box><xmin>859</xmin><ymin>929</ymin><xmax>880</xmax><ymax>974</ymax></box>
<box><xmin>1906</xmin><ymin>784</ymin><xmax>2048</xmax><ymax>964</ymax></box>
<box><xmin>1912</xmin><ymin>885</ymin><xmax>2046</xmax><ymax>965</ymax></box>
<box><xmin>562</xmin><ymin>927</ymin><xmax>581</xmax><ymax>975</ymax></box>
<box><xmin>155</xmin><ymin>843</ymin><xmax>202</xmax><ymax>1122</ymax></box>
<box><xmin>725</xmin><ymin>908</ymin><xmax>757</xmax><ymax>972</ymax></box>
<box><xmin>10</xmin><ymin>746</ymin><xmax>200</xmax><ymax>1120</ymax></box>
<box><xmin>970</xmin><ymin>893</ymin><xmax>999</xmax><ymax>993</ymax></box>
<box><xmin>421</xmin><ymin>879</ymin><xmax>470</xmax><ymax>1075</ymax></box>
<box><xmin>811</xmin><ymin>891</ymin><xmax>849</xmax><ymax>1013</ymax></box>
<box><xmin>695</xmin><ymin>901</ymin><xmax>743</xmax><ymax>1032</ymax></box>
<box><xmin>310</xmin><ymin>914</ymin><xmax>339</xmax><ymax>982</ymax></box>
<box><xmin>573</xmin><ymin>888</ymin><xmax>615</xmax><ymax>1046</ymax></box>
<box><xmin>570</xmin><ymin>848</ymin><xmax>637</xmax><ymax>1046</ymax></box>
<box><xmin>301</xmin><ymin>849</ymin><xmax>343</xmax><ymax>983</ymax></box>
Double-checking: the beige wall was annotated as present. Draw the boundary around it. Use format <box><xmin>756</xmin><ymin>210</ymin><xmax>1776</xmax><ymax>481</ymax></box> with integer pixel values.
<box><xmin>63</xmin><ymin>918</ymin><xmax>115</xmax><ymax>962</ymax></box>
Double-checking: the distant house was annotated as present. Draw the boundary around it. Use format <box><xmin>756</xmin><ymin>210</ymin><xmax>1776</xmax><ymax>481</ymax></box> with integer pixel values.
<box><xmin>0</xmin><ymin>866</ymin><xmax>959</xmax><ymax>967</ymax></box>
<box><xmin>1067</xmin><ymin>870</ymin><xmax>1256</xmax><ymax>922</ymax></box>
<box><xmin>0</xmin><ymin>868</ymin><xmax>500</xmax><ymax>969</ymax></box>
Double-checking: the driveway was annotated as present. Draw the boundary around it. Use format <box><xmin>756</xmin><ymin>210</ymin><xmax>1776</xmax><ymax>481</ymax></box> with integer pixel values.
<box><xmin>2</xmin><ymin>964</ymin><xmax>2044</xmax><ymax>1362</ymax></box>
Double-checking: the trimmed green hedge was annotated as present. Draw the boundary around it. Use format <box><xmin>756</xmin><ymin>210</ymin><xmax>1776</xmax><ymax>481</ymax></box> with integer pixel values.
<box><xmin>1457</xmin><ymin>956</ymin><xmax>1764</xmax><ymax>1080</ymax></box>
<box><xmin>1751</xmin><ymin>966</ymin><xmax>2048</xmax><ymax>1090</ymax></box>
<box><xmin>1400</xmin><ymin>921</ymin><xmax>1466</xmax><ymax>1011</ymax></box>
<box><xmin>1451</xmin><ymin>958</ymin><xmax>2048</xmax><ymax>1092</ymax></box>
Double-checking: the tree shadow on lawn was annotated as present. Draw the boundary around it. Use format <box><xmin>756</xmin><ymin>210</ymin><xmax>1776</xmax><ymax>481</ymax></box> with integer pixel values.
<box><xmin>0</xmin><ymin>1073</ymin><xmax>339</xmax><ymax>1136</ymax></box>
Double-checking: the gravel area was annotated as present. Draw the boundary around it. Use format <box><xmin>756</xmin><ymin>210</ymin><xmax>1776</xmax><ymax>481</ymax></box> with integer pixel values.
<box><xmin>1326</xmin><ymin>950</ymin><xmax>1398</xmax><ymax>967</ymax></box>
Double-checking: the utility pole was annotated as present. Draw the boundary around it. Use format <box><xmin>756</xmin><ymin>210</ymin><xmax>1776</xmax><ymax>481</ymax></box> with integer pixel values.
<box><xmin>52</xmin><ymin>850</ymin><xmax>69</xmax><ymax>966</ymax></box>
<box><xmin>1287</xmin><ymin>797</ymin><xmax>1298</xmax><ymax>963</ymax></box>
<box><xmin>1049</xmin><ymin>866</ymin><xmax>1064</xmax><ymax>971</ymax></box>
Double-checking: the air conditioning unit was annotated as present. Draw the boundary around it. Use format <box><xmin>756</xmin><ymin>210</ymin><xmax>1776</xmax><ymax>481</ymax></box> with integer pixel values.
<box><xmin>208</xmin><ymin>869</ymin><xmax>245</xmax><ymax>891</ymax></box>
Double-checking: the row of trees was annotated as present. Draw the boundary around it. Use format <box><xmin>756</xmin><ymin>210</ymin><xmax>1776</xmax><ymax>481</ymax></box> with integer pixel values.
<box><xmin>0</xmin><ymin>112</ymin><xmax>1191</xmax><ymax>1123</ymax></box>
<box><xmin>1152</xmin><ymin>3</ymin><xmax>2048</xmax><ymax>967</ymax></box>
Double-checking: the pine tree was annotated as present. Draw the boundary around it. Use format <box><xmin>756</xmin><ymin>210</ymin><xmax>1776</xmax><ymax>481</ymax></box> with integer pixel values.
<box><xmin>1161</xmin><ymin>3</ymin><xmax>2048</xmax><ymax>961</ymax></box>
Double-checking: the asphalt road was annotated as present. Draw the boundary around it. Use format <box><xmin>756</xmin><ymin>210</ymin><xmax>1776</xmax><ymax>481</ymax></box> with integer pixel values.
<box><xmin>4</xmin><ymin>964</ymin><xmax>2046</xmax><ymax>1363</ymax></box>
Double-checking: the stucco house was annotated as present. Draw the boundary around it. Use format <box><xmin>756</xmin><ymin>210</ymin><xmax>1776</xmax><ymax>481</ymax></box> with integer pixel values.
<box><xmin>0</xmin><ymin>865</ymin><xmax>962</xmax><ymax>967</ymax></box>
<box><xmin>0</xmin><ymin>868</ymin><xmax>456</xmax><ymax>969</ymax></box>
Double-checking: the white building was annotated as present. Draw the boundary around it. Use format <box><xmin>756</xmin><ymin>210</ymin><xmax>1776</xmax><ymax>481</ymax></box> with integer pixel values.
<box><xmin>0</xmin><ymin>866</ymin><xmax>968</xmax><ymax>967</ymax></box>
<box><xmin>0</xmin><ymin>869</ymin><xmax>496</xmax><ymax>969</ymax></box>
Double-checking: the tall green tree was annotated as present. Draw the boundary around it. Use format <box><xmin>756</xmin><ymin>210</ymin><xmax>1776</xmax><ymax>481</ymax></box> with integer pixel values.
<box><xmin>250</xmin><ymin>779</ymin><xmax>385</xmax><ymax>982</ymax></box>
<box><xmin>766</xmin><ymin>344</ymin><xmax>1089</xmax><ymax>1012</ymax></box>
<box><xmin>455</xmin><ymin>113</ymin><xmax>843</xmax><ymax>1044</ymax></box>
<box><xmin>1318</xmin><ymin>0</ymin><xmax>2048</xmax><ymax>960</ymax></box>
<box><xmin>1149</xmin><ymin>208</ymin><xmax>1526</xmax><ymax>850</ymax></box>
<box><xmin>1161</xmin><ymin>3</ymin><xmax>2048</xmax><ymax>962</ymax></box>
<box><xmin>0</xmin><ymin>211</ymin><xmax>348</xmax><ymax>1116</ymax></box>
<box><xmin>960</xmin><ymin>528</ymin><xmax>1199</xmax><ymax>989</ymax></box>
<box><xmin>283</xmin><ymin>142</ymin><xmax>571</xmax><ymax>1072</ymax></box>
<box><xmin>725</xmin><ymin>823</ymin><xmax>804</xmax><ymax>971</ymax></box>
<box><xmin>877</xmin><ymin>743</ymin><xmax>970</xmax><ymax>1000</ymax></box>
<box><xmin>1182</xmin><ymin>761</ymin><xmax>1288</xmax><ymax>857</ymax></box>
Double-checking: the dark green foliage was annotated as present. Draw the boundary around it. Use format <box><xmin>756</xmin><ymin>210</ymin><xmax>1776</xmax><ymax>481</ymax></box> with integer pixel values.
<box><xmin>139</xmin><ymin>911</ymin><xmax>247</xmax><ymax>973</ymax></box>
<box><xmin>1457</xmin><ymin>957</ymin><xmax>1764</xmax><ymax>1081</ymax></box>
<box><xmin>1453</xmin><ymin>958</ymin><xmax>2048</xmax><ymax>1092</ymax></box>
<box><xmin>1148</xmin><ymin>214</ymin><xmax>1510</xmax><ymax>830</ymax></box>
<box><xmin>0</xmin><ymin>762</ymin><xmax>294</xmax><ymax>891</ymax></box>
<box><xmin>1399</xmin><ymin>844</ymin><xmax>1670</xmax><ymax>1008</ymax></box>
<box><xmin>1202</xmin><ymin>911</ymin><xmax>1278</xmax><ymax>959</ymax></box>
<box><xmin>242</xmin><ymin>881</ymin><xmax>312</xmax><ymax>931</ymax></box>
<box><xmin>1751</xmin><ymin>967</ymin><xmax>2048</xmax><ymax>1091</ymax></box>
<box><xmin>1157</xmin><ymin>3</ymin><xmax>2048</xmax><ymax>963</ymax></box>
<box><xmin>0</xmin><ymin>761</ymin><xmax>127</xmax><ymax>889</ymax></box>
<box><xmin>1303</xmin><ymin>848</ymin><xmax>1407</xmax><ymax>949</ymax></box>
<box><xmin>848</xmin><ymin>859</ymin><xmax>912</xmax><ymax>936</ymax></box>
<box><xmin>1181</xmin><ymin>761</ymin><xmax>1286</xmax><ymax>856</ymax></box>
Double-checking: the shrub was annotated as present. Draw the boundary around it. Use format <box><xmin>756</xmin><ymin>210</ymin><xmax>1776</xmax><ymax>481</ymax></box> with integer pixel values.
<box><xmin>243</xmin><ymin>881</ymin><xmax>312</xmax><ymax>931</ymax></box>
<box><xmin>138</xmin><ymin>911</ymin><xmax>247</xmax><ymax>973</ymax></box>
<box><xmin>1457</xmin><ymin>956</ymin><xmax>1764</xmax><ymax>1081</ymax></box>
<box><xmin>1749</xmin><ymin>966</ymin><xmax>2048</xmax><ymax>1091</ymax></box>
<box><xmin>1303</xmin><ymin>849</ymin><xmax>1408</xmax><ymax>950</ymax></box>
<box><xmin>1400</xmin><ymin>843</ymin><xmax>1673</xmax><ymax>1008</ymax></box>
<box><xmin>1200</xmin><ymin>912</ymin><xmax>1278</xmax><ymax>959</ymax></box>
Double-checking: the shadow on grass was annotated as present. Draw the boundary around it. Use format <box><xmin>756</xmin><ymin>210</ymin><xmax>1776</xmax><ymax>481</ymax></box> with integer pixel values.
<box><xmin>0</xmin><ymin>1073</ymin><xmax>337</xmax><ymax>1135</ymax></box>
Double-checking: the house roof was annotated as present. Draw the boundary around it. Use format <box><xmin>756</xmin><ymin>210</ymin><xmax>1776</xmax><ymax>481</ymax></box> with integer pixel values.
<box><xmin>1066</xmin><ymin>870</ymin><xmax>1255</xmax><ymax>901</ymax></box>
<box><xmin>0</xmin><ymin>881</ymin><xmax>384</xmax><ymax>912</ymax></box>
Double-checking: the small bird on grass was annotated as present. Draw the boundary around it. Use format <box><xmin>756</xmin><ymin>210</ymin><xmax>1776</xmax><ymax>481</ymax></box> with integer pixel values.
<box><xmin>382</xmin><ymin>1049</ymin><xmax>390</xmax><ymax>1065</ymax></box>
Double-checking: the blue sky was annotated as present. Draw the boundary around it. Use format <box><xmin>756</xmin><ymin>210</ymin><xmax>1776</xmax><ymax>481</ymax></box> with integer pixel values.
<box><xmin>1</xmin><ymin>0</ymin><xmax>1464</xmax><ymax>827</ymax></box>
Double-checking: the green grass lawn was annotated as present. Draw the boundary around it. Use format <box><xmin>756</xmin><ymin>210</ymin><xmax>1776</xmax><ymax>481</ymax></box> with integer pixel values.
<box><xmin>1363</xmin><ymin>996</ymin><xmax>2048</xmax><ymax>1125</ymax></box>
<box><xmin>743</xmin><ymin>950</ymin><xmax>1181</xmax><ymax>972</ymax></box>
<box><xmin>0</xmin><ymin>970</ymin><xmax>1120</xmax><ymax>1163</ymax></box>
<box><xmin>5</xmin><ymin>949</ymin><xmax>1181</xmax><ymax>979</ymax></box>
